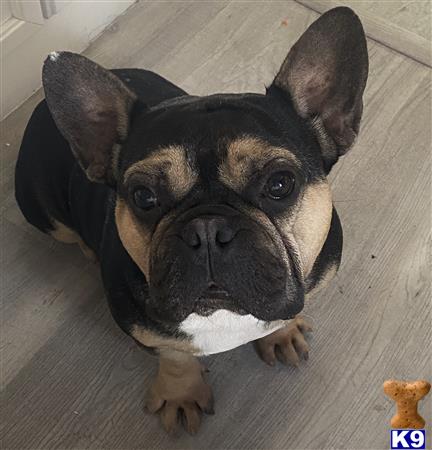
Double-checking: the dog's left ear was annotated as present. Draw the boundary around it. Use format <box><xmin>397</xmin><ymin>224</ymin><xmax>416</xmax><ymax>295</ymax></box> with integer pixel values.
<box><xmin>271</xmin><ymin>7</ymin><xmax>368</xmax><ymax>170</ymax></box>
<box><xmin>42</xmin><ymin>51</ymin><xmax>137</xmax><ymax>184</ymax></box>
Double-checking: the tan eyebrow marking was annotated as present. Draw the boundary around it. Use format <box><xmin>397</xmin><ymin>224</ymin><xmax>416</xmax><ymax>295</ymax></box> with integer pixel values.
<box><xmin>124</xmin><ymin>145</ymin><xmax>197</xmax><ymax>199</ymax></box>
<box><xmin>218</xmin><ymin>136</ymin><xmax>300</xmax><ymax>191</ymax></box>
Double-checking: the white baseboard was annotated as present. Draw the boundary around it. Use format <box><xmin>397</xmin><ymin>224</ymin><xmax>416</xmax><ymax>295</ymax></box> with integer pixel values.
<box><xmin>1</xmin><ymin>1</ymin><xmax>135</xmax><ymax>120</ymax></box>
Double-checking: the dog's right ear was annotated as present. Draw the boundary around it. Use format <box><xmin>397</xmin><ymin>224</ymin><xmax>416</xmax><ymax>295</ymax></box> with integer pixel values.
<box><xmin>42</xmin><ymin>51</ymin><xmax>137</xmax><ymax>185</ymax></box>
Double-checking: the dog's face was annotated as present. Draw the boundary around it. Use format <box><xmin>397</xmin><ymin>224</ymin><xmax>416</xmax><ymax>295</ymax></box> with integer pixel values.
<box><xmin>43</xmin><ymin>7</ymin><xmax>368</xmax><ymax>353</ymax></box>
<box><xmin>116</xmin><ymin>94</ymin><xmax>328</xmax><ymax>324</ymax></box>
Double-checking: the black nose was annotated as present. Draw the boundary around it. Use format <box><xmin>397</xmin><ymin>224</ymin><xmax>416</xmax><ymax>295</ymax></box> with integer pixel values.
<box><xmin>182</xmin><ymin>216</ymin><xmax>236</xmax><ymax>250</ymax></box>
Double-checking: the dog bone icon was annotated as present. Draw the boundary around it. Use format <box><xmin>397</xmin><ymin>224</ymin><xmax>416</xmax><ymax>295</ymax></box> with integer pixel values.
<box><xmin>384</xmin><ymin>379</ymin><xmax>431</xmax><ymax>429</ymax></box>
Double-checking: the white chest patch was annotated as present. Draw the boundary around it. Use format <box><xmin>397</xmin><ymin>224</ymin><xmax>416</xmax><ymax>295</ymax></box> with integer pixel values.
<box><xmin>179</xmin><ymin>309</ymin><xmax>287</xmax><ymax>356</ymax></box>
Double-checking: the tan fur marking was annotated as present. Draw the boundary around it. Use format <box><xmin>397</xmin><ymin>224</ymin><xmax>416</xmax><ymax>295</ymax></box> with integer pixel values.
<box><xmin>131</xmin><ymin>325</ymin><xmax>197</xmax><ymax>354</ymax></box>
<box><xmin>292</xmin><ymin>182</ymin><xmax>332</xmax><ymax>276</ymax></box>
<box><xmin>50</xmin><ymin>220</ymin><xmax>96</xmax><ymax>261</ymax></box>
<box><xmin>146</xmin><ymin>349</ymin><xmax>213</xmax><ymax>434</ymax></box>
<box><xmin>78</xmin><ymin>241</ymin><xmax>97</xmax><ymax>263</ymax></box>
<box><xmin>115</xmin><ymin>198</ymin><xmax>152</xmax><ymax>278</ymax></box>
<box><xmin>124</xmin><ymin>145</ymin><xmax>196</xmax><ymax>198</ymax></box>
<box><xmin>272</xmin><ymin>181</ymin><xmax>332</xmax><ymax>278</ymax></box>
<box><xmin>306</xmin><ymin>262</ymin><xmax>338</xmax><ymax>300</ymax></box>
<box><xmin>255</xmin><ymin>316</ymin><xmax>312</xmax><ymax>367</ymax></box>
<box><xmin>50</xmin><ymin>220</ymin><xmax>80</xmax><ymax>244</ymax></box>
<box><xmin>219</xmin><ymin>136</ymin><xmax>300</xmax><ymax>191</ymax></box>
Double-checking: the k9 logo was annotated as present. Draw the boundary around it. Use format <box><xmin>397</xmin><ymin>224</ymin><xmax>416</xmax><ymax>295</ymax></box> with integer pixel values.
<box><xmin>390</xmin><ymin>430</ymin><xmax>426</xmax><ymax>449</ymax></box>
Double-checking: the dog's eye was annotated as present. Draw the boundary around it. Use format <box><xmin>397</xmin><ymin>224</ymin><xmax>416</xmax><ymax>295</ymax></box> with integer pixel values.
<box><xmin>265</xmin><ymin>171</ymin><xmax>295</xmax><ymax>199</ymax></box>
<box><xmin>133</xmin><ymin>187</ymin><xmax>158</xmax><ymax>210</ymax></box>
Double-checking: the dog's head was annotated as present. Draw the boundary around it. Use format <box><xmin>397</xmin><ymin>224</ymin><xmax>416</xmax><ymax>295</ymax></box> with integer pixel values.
<box><xmin>42</xmin><ymin>7</ymin><xmax>368</xmax><ymax>353</ymax></box>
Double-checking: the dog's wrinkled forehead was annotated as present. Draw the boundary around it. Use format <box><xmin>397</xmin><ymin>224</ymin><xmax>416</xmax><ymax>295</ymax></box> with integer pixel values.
<box><xmin>120</xmin><ymin>94</ymin><xmax>318</xmax><ymax>195</ymax></box>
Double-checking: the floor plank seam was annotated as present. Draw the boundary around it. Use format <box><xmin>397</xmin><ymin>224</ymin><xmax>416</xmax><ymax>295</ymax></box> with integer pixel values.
<box><xmin>295</xmin><ymin>0</ymin><xmax>432</xmax><ymax>68</ymax></box>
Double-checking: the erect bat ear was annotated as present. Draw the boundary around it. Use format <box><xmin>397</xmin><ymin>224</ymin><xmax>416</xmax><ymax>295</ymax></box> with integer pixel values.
<box><xmin>270</xmin><ymin>7</ymin><xmax>369</xmax><ymax>171</ymax></box>
<box><xmin>42</xmin><ymin>51</ymin><xmax>137</xmax><ymax>184</ymax></box>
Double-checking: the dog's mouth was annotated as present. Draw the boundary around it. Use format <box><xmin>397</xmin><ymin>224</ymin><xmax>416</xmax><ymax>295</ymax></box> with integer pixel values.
<box><xmin>193</xmin><ymin>284</ymin><xmax>248</xmax><ymax>316</ymax></box>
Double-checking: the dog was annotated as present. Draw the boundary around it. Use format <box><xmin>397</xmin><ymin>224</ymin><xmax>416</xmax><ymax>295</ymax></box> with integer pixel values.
<box><xmin>15</xmin><ymin>7</ymin><xmax>368</xmax><ymax>434</ymax></box>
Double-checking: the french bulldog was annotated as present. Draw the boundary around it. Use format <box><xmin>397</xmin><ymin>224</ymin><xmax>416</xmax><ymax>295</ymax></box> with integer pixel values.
<box><xmin>15</xmin><ymin>7</ymin><xmax>368</xmax><ymax>434</ymax></box>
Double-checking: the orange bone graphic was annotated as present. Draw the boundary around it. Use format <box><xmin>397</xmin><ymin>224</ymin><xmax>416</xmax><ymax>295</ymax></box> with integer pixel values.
<box><xmin>384</xmin><ymin>380</ymin><xmax>431</xmax><ymax>429</ymax></box>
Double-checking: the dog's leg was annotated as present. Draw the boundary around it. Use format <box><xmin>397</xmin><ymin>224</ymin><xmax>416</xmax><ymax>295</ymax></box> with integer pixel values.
<box><xmin>254</xmin><ymin>316</ymin><xmax>312</xmax><ymax>367</ymax></box>
<box><xmin>50</xmin><ymin>220</ymin><xmax>97</xmax><ymax>262</ymax></box>
<box><xmin>146</xmin><ymin>350</ymin><xmax>214</xmax><ymax>435</ymax></box>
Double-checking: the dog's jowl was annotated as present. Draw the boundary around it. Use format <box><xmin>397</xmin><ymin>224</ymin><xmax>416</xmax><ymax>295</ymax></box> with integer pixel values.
<box><xmin>15</xmin><ymin>7</ymin><xmax>368</xmax><ymax>434</ymax></box>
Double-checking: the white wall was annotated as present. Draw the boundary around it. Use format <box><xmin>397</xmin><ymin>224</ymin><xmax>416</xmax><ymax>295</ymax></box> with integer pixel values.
<box><xmin>1</xmin><ymin>1</ymin><xmax>135</xmax><ymax>120</ymax></box>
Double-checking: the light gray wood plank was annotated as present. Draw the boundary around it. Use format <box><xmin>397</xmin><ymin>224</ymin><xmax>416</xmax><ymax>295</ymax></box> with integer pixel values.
<box><xmin>0</xmin><ymin>219</ymin><xmax>101</xmax><ymax>385</ymax></box>
<box><xmin>296</xmin><ymin>0</ymin><xmax>432</xmax><ymax>67</ymax></box>
<box><xmin>1</xmin><ymin>1</ymin><xmax>431</xmax><ymax>449</ymax></box>
<box><xmin>336</xmin><ymin>0</ymin><xmax>431</xmax><ymax>41</ymax></box>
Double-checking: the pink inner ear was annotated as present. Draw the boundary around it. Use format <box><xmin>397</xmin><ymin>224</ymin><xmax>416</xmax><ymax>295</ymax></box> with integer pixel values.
<box><xmin>42</xmin><ymin>51</ymin><xmax>137</xmax><ymax>185</ymax></box>
<box><xmin>303</xmin><ymin>72</ymin><xmax>332</xmax><ymax>113</ymax></box>
<box><xmin>271</xmin><ymin>7</ymin><xmax>368</xmax><ymax>162</ymax></box>
<box><xmin>287</xmin><ymin>63</ymin><xmax>334</xmax><ymax>118</ymax></box>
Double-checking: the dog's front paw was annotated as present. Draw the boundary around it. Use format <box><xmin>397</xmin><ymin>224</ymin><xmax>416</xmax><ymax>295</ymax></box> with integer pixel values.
<box><xmin>145</xmin><ymin>353</ymin><xmax>214</xmax><ymax>435</ymax></box>
<box><xmin>255</xmin><ymin>316</ymin><xmax>312</xmax><ymax>367</ymax></box>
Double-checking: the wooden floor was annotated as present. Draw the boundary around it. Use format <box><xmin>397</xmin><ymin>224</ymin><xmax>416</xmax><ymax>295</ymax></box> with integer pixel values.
<box><xmin>312</xmin><ymin>0</ymin><xmax>431</xmax><ymax>40</ymax></box>
<box><xmin>1</xmin><ymin>1</ymin><xmax>431</xmax><ymax>449</ymax></box>
<box><xmin>342</xmin><ymin>0</ymin><xmax>431</xmax><ymax>40</ymax></box>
